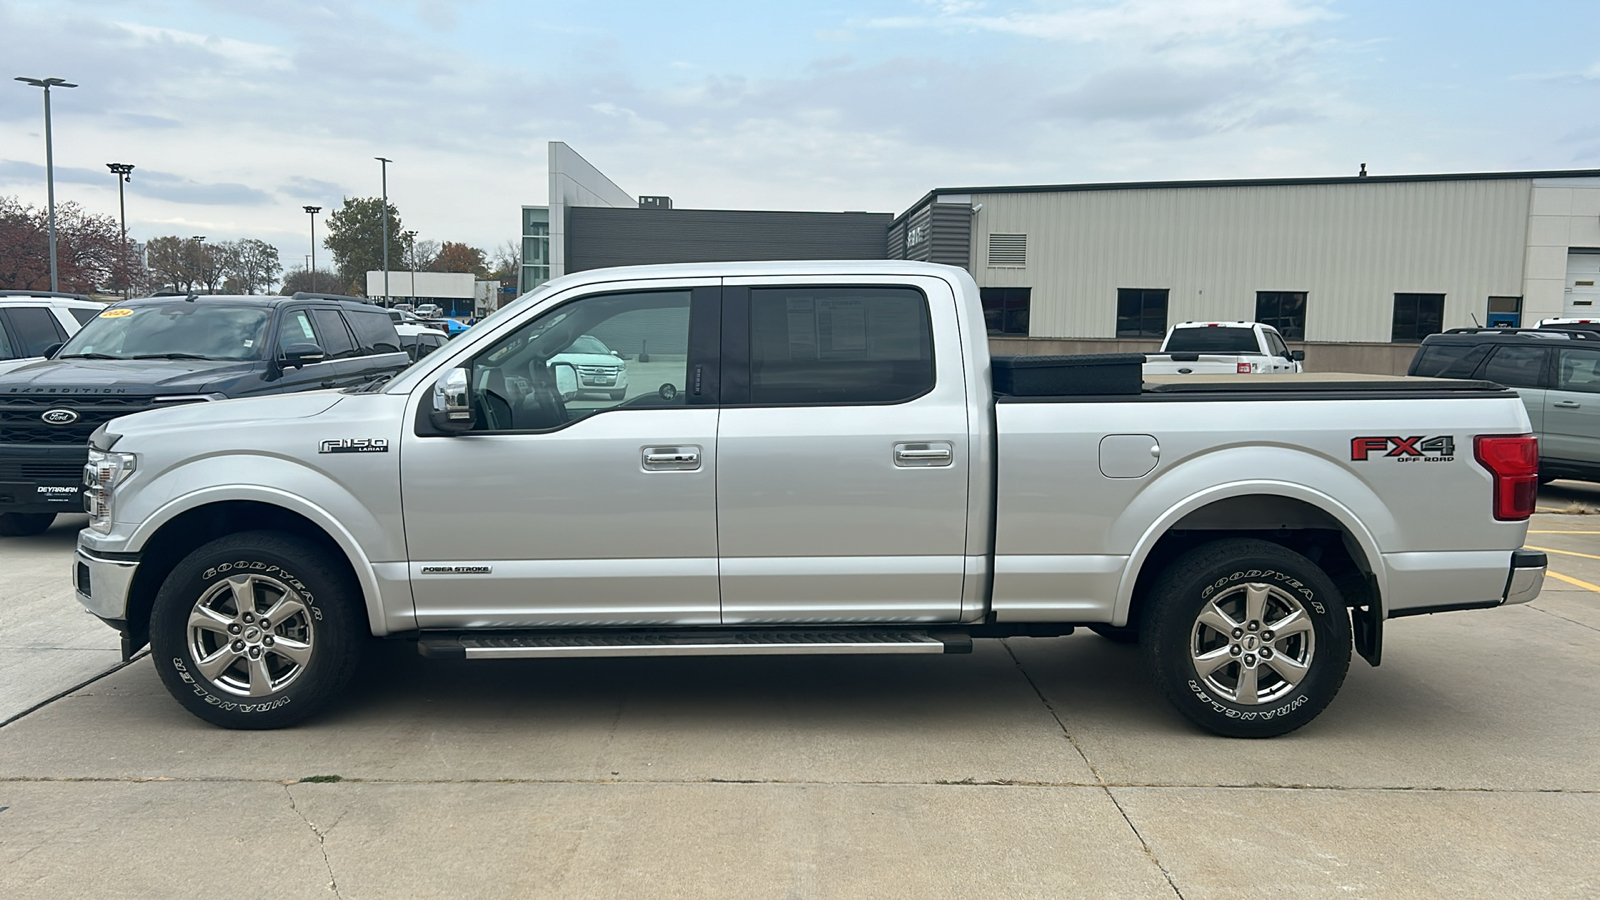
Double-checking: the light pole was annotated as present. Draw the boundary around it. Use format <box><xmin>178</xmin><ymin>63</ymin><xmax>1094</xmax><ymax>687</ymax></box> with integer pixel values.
<box><xmin>15</xmin><ymin>76</ymin><xmax>79</xmax><ymax>292</ymax></box>
<box><xmin>107</xmin><ymin>163</ymin><xmax>134</xmax><ymax>297</ymax></box>
<box><xmin>403</xmin><ymin>229</ymin><xmax>417</xmax><ymax>303</ymax></box>
<box><xmin>191</xmin><ymin>236</ymin><xmax>206</xmax><ymax>294</ymax></box>
<box><xmin>376</xmin><ymin>157</ymin><xmax>391</xmax><ymax>306</ymax></box>
<box><xmin>303</xmin><ymin>205</ymin><xmax>322</xmax><ymax>293</ymax></box>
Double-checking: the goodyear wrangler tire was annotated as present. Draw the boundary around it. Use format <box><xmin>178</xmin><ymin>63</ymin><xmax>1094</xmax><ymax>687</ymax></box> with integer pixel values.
<box><xmin>149</xmin><ymin>531</ymin><xmax>363</xmax><ymax>729</ymax></box>
<box><xmin>1139</xmin><ymin>539</ymin><xmax>1351</xmax><ymax>738</ymax></box>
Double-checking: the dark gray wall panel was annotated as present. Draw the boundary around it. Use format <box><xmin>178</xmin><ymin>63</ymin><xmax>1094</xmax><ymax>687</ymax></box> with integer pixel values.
<box><xmin>567</xmin><ymin>208</ymin><xmax>892</xmax><ymax>273</ymax></box>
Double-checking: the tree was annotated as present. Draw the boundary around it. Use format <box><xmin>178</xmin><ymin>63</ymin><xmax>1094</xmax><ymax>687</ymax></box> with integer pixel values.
<box><xmin>279</xmin><ymin>266</ymin><xmax>346</xmax><ymax>296</ymax></box>
<box><xmin>0</xmin><ymin>195</ymin><xmax>134</xmax><ymax>293</ymax></box>
<box><xmin>490</xmin><ymin>239</ymin><xmax>521</xmax><ymax>278</ymax></box>
<box><xmin>145</xmin><ymin>235</ymin><xmax>198</xmax><ymax>293</ymax></box>
<box><xmin>225</xmin><ymin>239</ymin><xmax>282</xmax><ymax>294</ymax></box>
<box><xmin>408</xmin><ymin>238</ymin><xmax>439</xmax><ymax>272</ymax></box>
<box><xmin>323</xmin><ymin>197</ymin><xmax>405</xmax><ymax>295</ymax></box>
<box><xmin>430</xmin><ymin>241</ymin><xmax>487</xmax><ymax>277</ymax></box>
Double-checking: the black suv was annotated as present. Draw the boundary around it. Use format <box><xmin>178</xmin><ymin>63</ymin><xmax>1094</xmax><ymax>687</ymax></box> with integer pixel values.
<box><xmin>1409</xmin><ymin>327</ymin><xmax>1600</xmax><ymax>483</ymax></box>
<box><xmin>0</xmin><ymin>293</ymin><xmax>408</xmax><ymax>536</ymax></box>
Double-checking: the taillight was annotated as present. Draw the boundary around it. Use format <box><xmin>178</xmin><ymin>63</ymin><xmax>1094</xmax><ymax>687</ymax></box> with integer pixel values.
<box><xmin>1237</xmin><ymin>362</ymin><xmax>1252</xmax><ymax>374</ymax></box>
<box><xmin>1474</xmin><ymin>434</ymin><xmax>1539</xmax><ymax>521</ymax></box>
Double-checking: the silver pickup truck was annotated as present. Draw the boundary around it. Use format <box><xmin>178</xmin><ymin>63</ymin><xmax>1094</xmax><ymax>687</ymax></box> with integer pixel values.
<box><xmin>73</xmin><ymin>261</ymin><xmax>1546</xmax><ymax>737</ymax></box>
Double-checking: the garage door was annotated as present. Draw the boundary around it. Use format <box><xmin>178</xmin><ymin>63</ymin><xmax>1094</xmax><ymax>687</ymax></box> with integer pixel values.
<box><xmin>1567</xmin><ymin>250</ymin><xmax>1600</xmax><ymax>314</ymax></box>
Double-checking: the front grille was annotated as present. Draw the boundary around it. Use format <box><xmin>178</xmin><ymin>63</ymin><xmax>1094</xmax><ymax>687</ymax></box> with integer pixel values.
<box><xmin>576</xmin><ymin>365</ymin><xmax>619</xmax><ymax>377</ymax></box>
<box><xmin>0</xmin><ymin>461</ymin><xmax>84</xmax><ymax>481</ymax></box>
<box><xmin>0</xmin><ymin>394</ymin><xmax>178</xmax><ymax>446</ymax></box>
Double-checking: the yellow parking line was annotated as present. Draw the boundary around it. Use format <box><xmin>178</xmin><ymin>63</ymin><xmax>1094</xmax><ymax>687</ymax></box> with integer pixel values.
<box><xmin>1527</xmin><ymin>545</ymin><xmax>1600</xmax><ymax>562</ymax></box>
<box><xmin>1548</xmin><ymin>571</ymin><xmax>1600</xmax><ymax>594</ymax></box>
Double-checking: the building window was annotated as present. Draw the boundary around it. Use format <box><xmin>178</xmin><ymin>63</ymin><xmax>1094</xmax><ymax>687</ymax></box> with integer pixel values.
<box><xmin>1487</xmin><ymin>296</ymin><xmax>1522</xmax><ymax>328</ymax></box>
<box><xmin>1255</xmin><ymin>291</ymin><xmax>1307</xmax><ymax>341</ymax></box>
<box><xmin>1116</xmin><ymin>288</ymin><xmax>1168</xmax><ymax>338</ymax></box>
<box><xmin>980</xmin><ymin>287</ymin><xmax>1030</xmax><ymax>335</ymax></box>
<box><xmin>987</xmin><ymin>233</ymin><xmax>1026</xmax><ymax>267</ymax></box>
<box><xmin>1392</xmin><ymin>293</ymin><xmax>1445</xmax><ymax>342</ymax></box>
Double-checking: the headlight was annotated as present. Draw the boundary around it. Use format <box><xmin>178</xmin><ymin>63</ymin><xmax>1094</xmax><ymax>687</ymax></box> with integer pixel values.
<box><xmin>83</xmin><ymin>449</ymin><xmax>136</xmax><ymax>533</ymax></box>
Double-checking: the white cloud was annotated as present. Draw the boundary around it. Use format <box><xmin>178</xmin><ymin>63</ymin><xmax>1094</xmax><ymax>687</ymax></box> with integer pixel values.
<box><xmin>874</xmin><ymin>0</ymin><xmax>1333</xmax><ymax>45</ymax></box>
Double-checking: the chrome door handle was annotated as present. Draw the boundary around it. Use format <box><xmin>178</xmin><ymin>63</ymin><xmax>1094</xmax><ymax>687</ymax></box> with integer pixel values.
<box><xmin>1554</xmin><ymin>401</ymin><xmax>1582</xmax><ymax>409</ymax></box>
<box><xmin>642</xmin><ymin>446</ymin><xmax>701</xmax><ymax>471</ymax></box>
<box><xmin>894</xmin><ymin>442</ymin><xmax>954</xmax><ymax>467</ymax></box>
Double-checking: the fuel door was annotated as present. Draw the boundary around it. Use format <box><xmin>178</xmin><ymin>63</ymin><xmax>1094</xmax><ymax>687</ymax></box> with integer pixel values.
<box><xmin>1099</xmin><ymin>434</ymin><xmax>1160</xmax><ymax>478</ymax></box>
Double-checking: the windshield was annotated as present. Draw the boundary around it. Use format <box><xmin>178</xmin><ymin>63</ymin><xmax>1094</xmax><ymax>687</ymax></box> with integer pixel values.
<box><xmin>1164</xmin><ymin>327</ymin><xmax>1261</xmax><ymax>354</ymax></box>
<box><xmin>58</xmin><ymin>304</ymin><xmax>271</xmax><ymax>361</ymax></box>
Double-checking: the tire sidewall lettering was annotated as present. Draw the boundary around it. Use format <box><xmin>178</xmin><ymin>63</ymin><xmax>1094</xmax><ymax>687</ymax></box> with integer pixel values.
<box><xmin>177</xmin><ymin>556</ymin><xmax>321</xmax><ymax>712</ymax></box>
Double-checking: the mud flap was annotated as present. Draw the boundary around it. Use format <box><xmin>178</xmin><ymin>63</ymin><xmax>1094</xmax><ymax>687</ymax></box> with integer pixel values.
<box><xmin>1350</xmin><ymin>573</ymin><xmax>1383</xmax><ymax>667</ymax></box>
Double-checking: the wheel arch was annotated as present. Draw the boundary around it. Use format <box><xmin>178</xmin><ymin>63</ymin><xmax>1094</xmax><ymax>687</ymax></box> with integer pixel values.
<box><xmin>122</xmin><ymin>489</ymin><xmax>394</xmax><ymax>653</ymax></box>
<box><xmin>1115</xmin><ymin>482</ymin><xmax>1387</xmax><ymax>663</ymax></box>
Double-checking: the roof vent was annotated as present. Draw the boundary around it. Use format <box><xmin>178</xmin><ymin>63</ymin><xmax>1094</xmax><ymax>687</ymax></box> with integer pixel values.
<box><xmin>987</xmin><ymin>233</ymin><xmax>1027</xmax><ymax>267</ymax></box>
<box><xmin>638</xmin><ymin>196</ymin><xmax>673</xmax><ymax>209</ymax></box>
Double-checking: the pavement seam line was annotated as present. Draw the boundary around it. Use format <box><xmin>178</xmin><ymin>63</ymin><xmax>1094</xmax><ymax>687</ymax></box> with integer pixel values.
<box><xmin>3</xmin><ymin>776</ymin><xmax>1598</xmax><ymax>793</ymax></box>
<box><xmin>1000</xmin><ymin>639</ymin><xmax>1187</xmax><ymax>900</ymax></box>
<box><xmin>0</xmin><ymin>649</ymin><xmax>148</xmax><ymax>730</ymax></box>
<box><xmin>285</xmin><ymin>784</ymin><xmax>342</xmax><ymax>899</ymax></box>
<box><xmin>1526</xmin><ymin>601</ymin><xmax>1600</xmax><ymax>634</ymax></box>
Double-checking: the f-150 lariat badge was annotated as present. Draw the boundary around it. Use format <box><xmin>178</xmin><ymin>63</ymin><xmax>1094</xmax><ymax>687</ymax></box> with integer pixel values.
<box><xmin>319</xmin><ymin>438</ymin><xmax>390</xmax><ymax>454</ymax></box>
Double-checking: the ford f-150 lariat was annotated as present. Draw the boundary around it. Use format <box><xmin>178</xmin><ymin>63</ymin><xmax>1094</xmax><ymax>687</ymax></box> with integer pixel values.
<box><xmin>73</xmin><ymin>261</ymin><xmax>1546</xmax><ymax>737</ymax></box>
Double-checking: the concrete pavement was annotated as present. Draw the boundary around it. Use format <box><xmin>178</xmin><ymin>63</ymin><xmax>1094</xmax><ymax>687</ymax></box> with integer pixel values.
<box><xmin>2</xmin><ymin>506</ymin><xmax>1599</xmax><ymax>898</ymax></box>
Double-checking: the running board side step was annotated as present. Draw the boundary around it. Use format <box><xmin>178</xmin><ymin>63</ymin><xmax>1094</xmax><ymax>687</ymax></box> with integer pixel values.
<box><xmin>417</xmin><ymin>628</ymin><xmax>973</xmax><ymax>660</ymax></box>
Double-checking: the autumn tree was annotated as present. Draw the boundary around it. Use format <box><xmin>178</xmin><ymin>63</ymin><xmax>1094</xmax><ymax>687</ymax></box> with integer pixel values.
<box><xmin>429</xmin><ymin>241</ymin><xmax>487</xmax><ymax>277</ymax></box>
<box><xmin>144</xmin><ymin>235</ymin><xmax>198</xmax><ymax>293</ymax></box>
<box><xmin>223</xmin><ymin>239</ymin><xmax>282</xmax><ymax>294</ymax></box>
<box><xmin>279</xmin><ymin>266</ymin><xmax>345</xmax><ymax>296</ymax></box>
<box><xmin>322</xmin><ymin>197</ymin><xmax>405</xmax><ymax>294</ymax></box>
<box><xmin>0</xmin><ymin>196</ymin><xmax>136</xmax><ymax>293</ymax></box>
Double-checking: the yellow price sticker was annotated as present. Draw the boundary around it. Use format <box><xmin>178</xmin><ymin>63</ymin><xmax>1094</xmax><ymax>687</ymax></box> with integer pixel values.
<box><xmin>100</xmin><ymin>308</ymin><xmax>134</xmax><ymax>318</ymax></box>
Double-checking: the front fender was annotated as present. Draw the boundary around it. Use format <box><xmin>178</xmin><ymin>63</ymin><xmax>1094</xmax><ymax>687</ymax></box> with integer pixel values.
<box><xmin>120</xmin><ymin>454</ymin><xmax>412</xmax><ymax>635</ymax></box>
<box><xmin>1111</xmin><ymin>448</ymin><xmax>1391</xmax><ymax>626</ymax></box>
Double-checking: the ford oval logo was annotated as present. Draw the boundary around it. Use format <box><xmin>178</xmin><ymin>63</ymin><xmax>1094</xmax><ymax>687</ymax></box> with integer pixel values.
<box><xmin>41</xmin><ymin>409</ymin><xmax>79</xmax><ymax>425</ymax></box>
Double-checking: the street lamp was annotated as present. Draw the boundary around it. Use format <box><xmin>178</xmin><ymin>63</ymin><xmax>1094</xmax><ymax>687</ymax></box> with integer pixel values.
<box><xmin>403</xmin><ymin>229</ymin><xmax>417</xmax><ymax>303</ymax></box>
<box><xmin>376</xmin><ymin>157</ymin><xmax>391</xmax><ymax>306</ymax></box>
<box><xmin>303</xmin><ymin>205</ymin><xmax>322</xmax><ymax>292</ymax></box>
<box><xmin>106</xmin><ymin>163</ymin><xmax>134</xmax><ymax>298</ymax></box>
<box><xmin>15</xmin><ymin>76</ymin><xmax>79</xmax><ymax>292</ymax></box>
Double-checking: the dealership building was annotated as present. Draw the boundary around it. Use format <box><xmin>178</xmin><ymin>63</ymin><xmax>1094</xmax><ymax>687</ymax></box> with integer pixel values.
<box><xmin>521</xmin><ymin>145</ymin><xmax>1600</xmax><ymax>373</ymax></box>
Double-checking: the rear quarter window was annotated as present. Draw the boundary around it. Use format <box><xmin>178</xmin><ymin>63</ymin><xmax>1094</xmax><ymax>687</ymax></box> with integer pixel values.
<box><xmin>347</xmin><ymin>308</ymin><xmax>402</xmax><ymax>355</ymax></box>
<box><xmin>1410</xmin><ymin>342</ymin><xmax>1491</xmax><ymax>378</ymax></box>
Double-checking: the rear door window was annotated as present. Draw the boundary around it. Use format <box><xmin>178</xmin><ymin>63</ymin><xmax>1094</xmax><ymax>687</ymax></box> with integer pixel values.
<box><xmin>1</xmin><ymin>307</ymin><xmax>66</xmax><ymax>356</ymax></box>
<box><xmin>0</xmin><ymin>319</ymin><xmax>16</xmax><ymax>360</ymax></box>
<box><xmin>1557</xmin><ymin>349</ymin><xmax>1600</xmax><ymax>394</ymax></box>
<box><xmin>1411</xmin><ymin>343</ymin><xmax>1491</xmax><ymax>378</ymax></box>
<box><xmin>1479</xmin><ymin>346</ymin><xmax>1549</xmax><ymax>388</ymax></box>
<box><xmin>346</xmin><ymin>309</ymin><xmax>402</xmax><ymax>355</ymax></box>
<box><xmin>742</xmin><ymin>286</ymin><xmax>933</xmax><ymax>405</ymax></box>
<box><xmin>310</xmin><ymin>309</ymin><xmax>358</xmax><ymax>360</ymax></box>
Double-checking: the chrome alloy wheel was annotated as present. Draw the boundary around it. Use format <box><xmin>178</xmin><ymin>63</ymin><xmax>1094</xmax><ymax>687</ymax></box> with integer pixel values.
<box><xmin>186</xmin><ymin>574</ymin><xmax>315</xmax><ymax>698</ymax></box>
<box><xmin>1190</xmin><ymin>581</ymin><xmax>1316</xmax><ymax>705</ymax></box>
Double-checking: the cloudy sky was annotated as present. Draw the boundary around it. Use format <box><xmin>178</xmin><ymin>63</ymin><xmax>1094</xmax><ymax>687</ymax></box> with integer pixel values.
<box><xmin>1</xmin><ymin>0</ymin><xmax>1596</xmax><ymax>271</ymax></box>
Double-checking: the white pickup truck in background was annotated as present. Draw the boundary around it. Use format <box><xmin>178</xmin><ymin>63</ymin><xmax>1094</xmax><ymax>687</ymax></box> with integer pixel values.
<box><xmin>1143</xmin><ymin>321</ymin><xmax>1305</xmax><ymax>375</ymax></box>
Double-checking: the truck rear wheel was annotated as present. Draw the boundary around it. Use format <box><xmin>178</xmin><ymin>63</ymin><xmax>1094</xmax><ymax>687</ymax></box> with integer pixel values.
<box><xmin>0</xmin><ymin>513</ymin><xmax>56</xmax><ymax>537</ymax></box>
<box><xmin>148</xmin><ymin>531</ymin><xmax>364</xmax><ymax>729</ymax></box>
<box><xmin>1140</xmin><ymin>538</ymin><xmax>1351</xmax><ymax>738</ymax></box>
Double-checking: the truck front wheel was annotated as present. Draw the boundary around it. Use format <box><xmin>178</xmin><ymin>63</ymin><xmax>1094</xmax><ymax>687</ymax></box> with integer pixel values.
<box><xmin>1140</xmin><ymin>538</ymin><xmax>1351</xmax><ymax>738</ymax></box>
<box><xmin>148</xmin><ymin>531</ymin><xmax>364</xmax><ymax>729</ymax></box>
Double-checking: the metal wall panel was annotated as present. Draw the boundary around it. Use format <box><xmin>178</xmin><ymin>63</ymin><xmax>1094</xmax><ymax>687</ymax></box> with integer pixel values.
<box><xmin>967</xmin><ymin>179</ymin><xmax>1533</xmax><ymax>342</ymax></box>
<box><xmin>567</xmin><ymin>208</ymin><xmax>891</xmax><ymax>273</ymax></box>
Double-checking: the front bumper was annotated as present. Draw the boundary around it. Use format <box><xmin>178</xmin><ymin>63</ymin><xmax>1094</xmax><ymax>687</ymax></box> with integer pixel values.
<box><xmin>1502</xmin><ymin>549</ymin><xmax>1547</xmax><ymax>606</ymax></box>
<box><xmin>74</xmin><ymin>542</ymin><xmax>139</xmax><ymax>620</ymax></box>
<box><xmin>0</xmin><ymin>444</ymin><xmax>90</xmax><ymax>516</ymax></box>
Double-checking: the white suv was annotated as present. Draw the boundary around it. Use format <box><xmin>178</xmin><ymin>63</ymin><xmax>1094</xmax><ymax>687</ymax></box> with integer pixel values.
<box><xmin>0</xmin><ymin>292</ymin><xmax>104</xmax><ymax>377</ymax></box>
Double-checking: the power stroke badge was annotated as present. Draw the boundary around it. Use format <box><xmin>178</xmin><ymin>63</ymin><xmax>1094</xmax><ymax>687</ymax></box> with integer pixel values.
<box><xmin>318</xmin><ymin>438</ymin><xmax>389</xmax><ymax>454</ymax></box>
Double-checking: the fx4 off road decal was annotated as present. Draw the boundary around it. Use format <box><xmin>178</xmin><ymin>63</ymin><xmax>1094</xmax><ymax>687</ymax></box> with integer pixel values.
<box><xmin>1350</xmin><ymin>435</ymin><xmax>1455</xmax><ymax>463</ymax></box>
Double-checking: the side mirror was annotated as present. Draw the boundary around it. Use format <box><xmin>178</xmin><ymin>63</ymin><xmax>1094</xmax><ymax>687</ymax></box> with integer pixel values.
<box><xmin>551</xmin><ymin>361</ymin><xmax>579</xmax><ymax>401</ymax></box>
<box><xmin>610</xmin><ymin>350</ymin><xmax>621</xmax><ymax>358</ymax></box>
<box><xmin>42</xmin><ymin>342</ymin><xmax>63</xmax><ymax>359</ymax></box>
<box><xmin>280</xmin><ymin>342</ymin><xmax>326</xmax><ymax>369</ymax></box>
<box><xmin>1291</xmin><ymin>350</ymin><xmax>1306</xmax><ymax>361</ymax></box>
<box><xmin>429</xmin><ymin>367</ymin><xmax>475</xmax><ymax>434</ymax></box>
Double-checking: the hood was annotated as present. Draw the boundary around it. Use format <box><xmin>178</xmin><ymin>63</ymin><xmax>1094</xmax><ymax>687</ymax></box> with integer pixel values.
<box><xmin>109</xmin><ymin>391</ymin><xmax>345</xmax><ymax>440</ymax></box>
<box><xmin>0</xmin><ymin>357</ymin><xmax>264</xmax><ymax>394</ymax></box>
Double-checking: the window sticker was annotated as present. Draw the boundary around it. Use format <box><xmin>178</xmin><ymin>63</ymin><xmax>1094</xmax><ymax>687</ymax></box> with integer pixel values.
<box><xmin>100</xmin><ymin>308</ymin><xmax>133</xmax><ymax>318</ymax></box>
